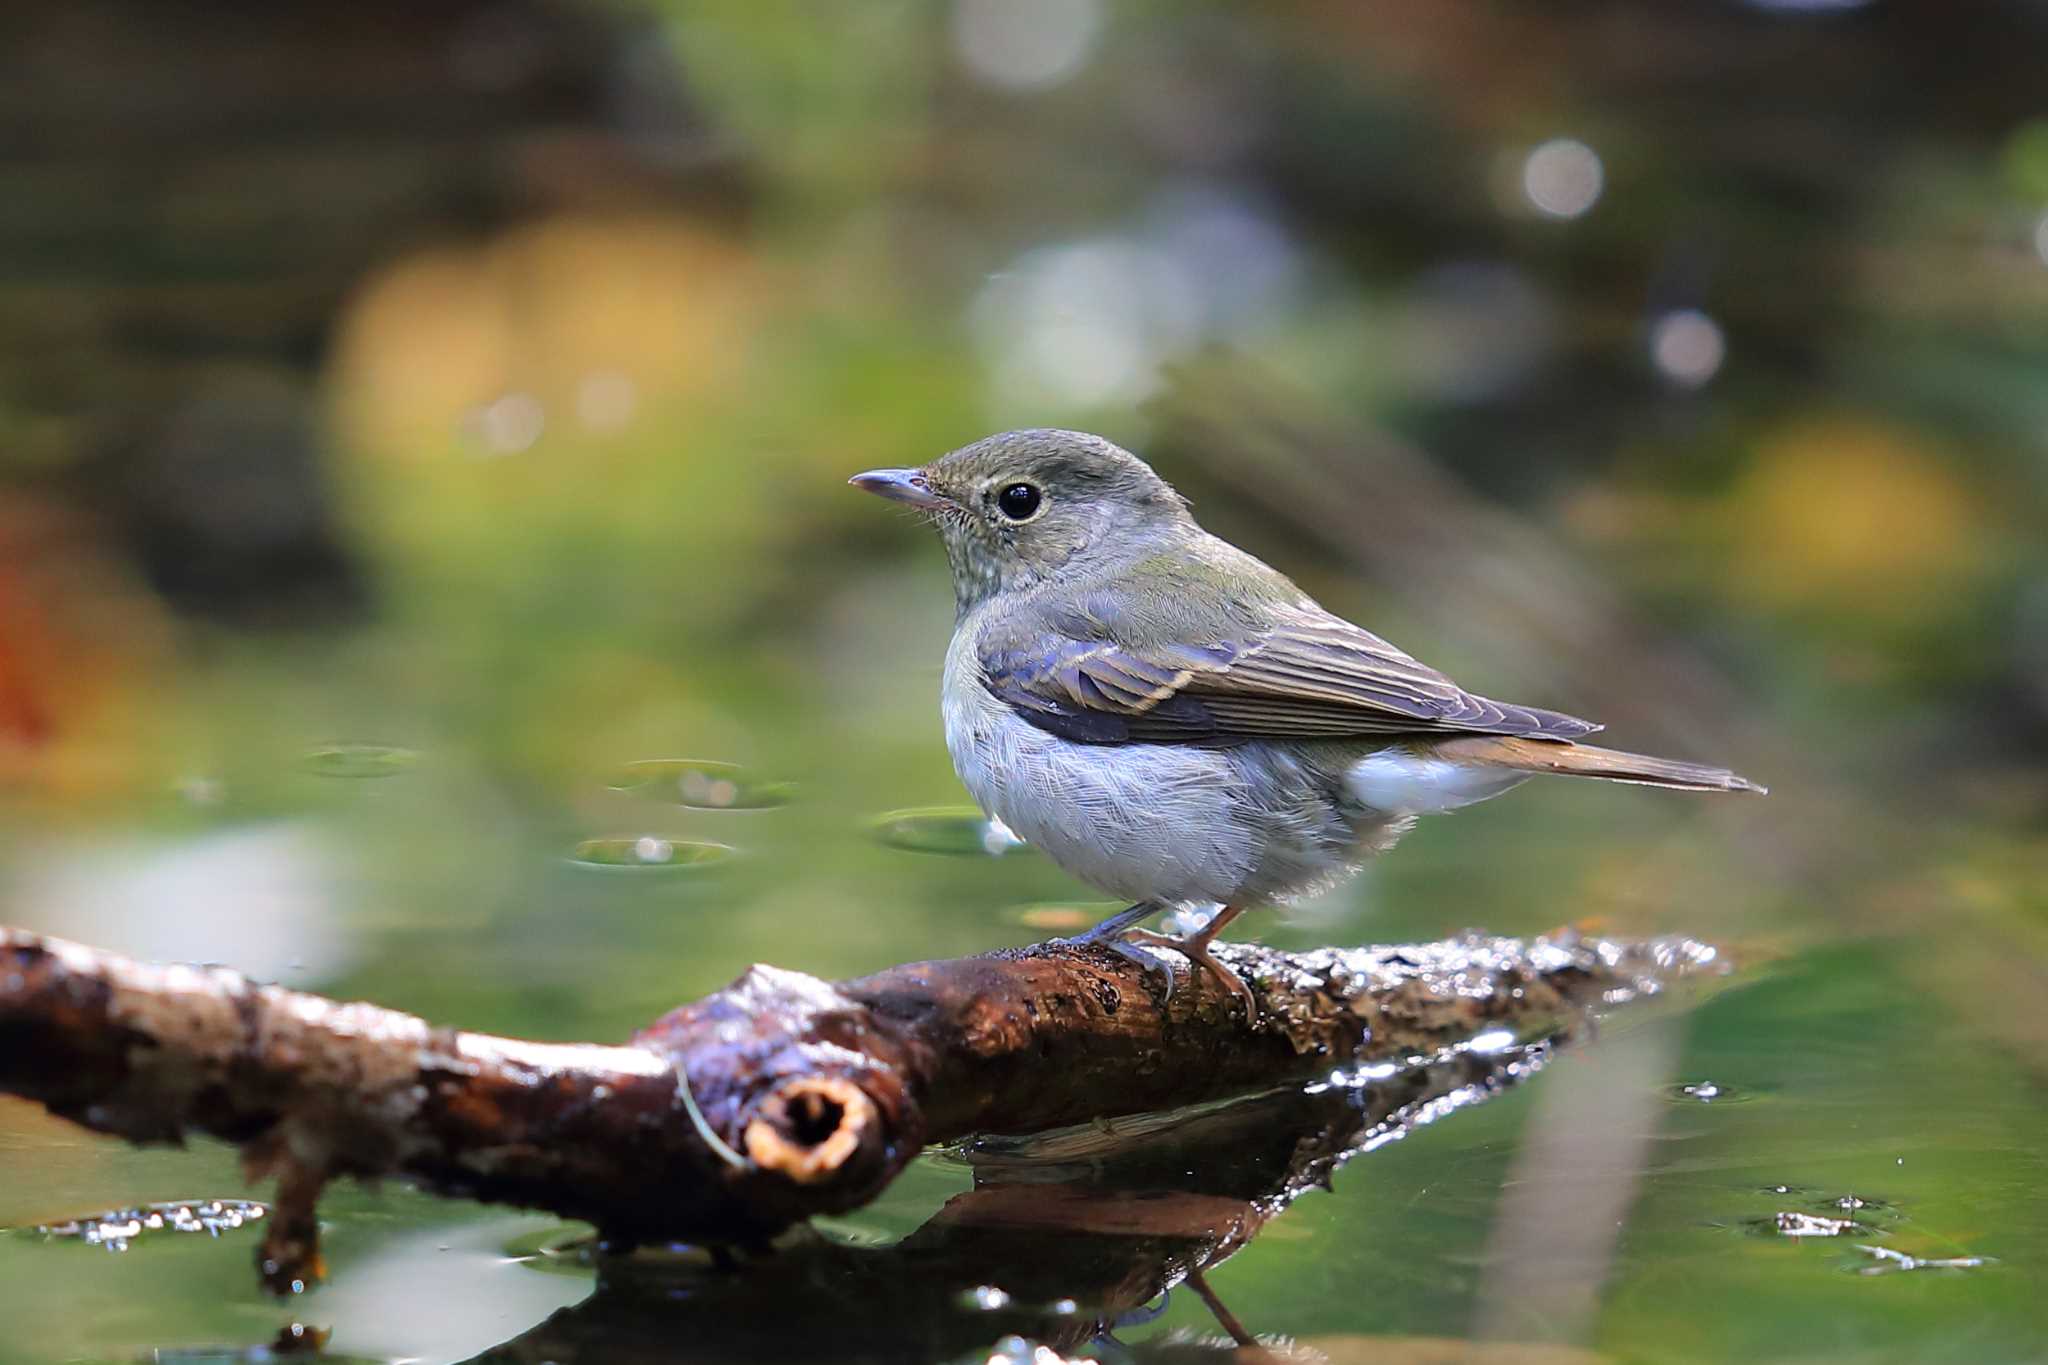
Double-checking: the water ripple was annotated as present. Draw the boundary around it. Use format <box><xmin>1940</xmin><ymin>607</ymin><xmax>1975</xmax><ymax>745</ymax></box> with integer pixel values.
<box><xmin>566</xmin><ymin>837</ymin><xmax>733</xmax><ymax>873</ymax></box>
<box><xmin>609</xmin><ymin>759</ymin><xmax>794</xmax><ymax>810</ymax></box>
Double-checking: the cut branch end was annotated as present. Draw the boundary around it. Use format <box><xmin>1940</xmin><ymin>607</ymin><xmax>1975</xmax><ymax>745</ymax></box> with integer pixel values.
<box><xmin>744</xmin><ymin>1076</ymin><xmax>879</xmax><ymax>1184</ymax></box>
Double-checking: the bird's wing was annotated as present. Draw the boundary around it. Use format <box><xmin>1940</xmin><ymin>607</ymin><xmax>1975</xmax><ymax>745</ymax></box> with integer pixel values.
<box><xmin>978</xmin><ymin>600</ymin><xmax>1600</xmax><ymax>747</ymax></box>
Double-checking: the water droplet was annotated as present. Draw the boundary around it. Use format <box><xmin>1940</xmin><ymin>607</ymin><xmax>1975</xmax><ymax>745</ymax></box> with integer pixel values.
<box><xmin>1806</xmin><ymin>1192</ymin><xmax>1900</xmax><ymax>1223</ymax></box>
<box><xmin>868</xmin><ymin>807</ymin><xmax>1032</xmax><ymax>857</ymax></box>
<box><xmin>609</xmin><ymin>759</ymin><xmax>794</xmax><ymax>810</ymax></box>
<box><xmin>567</xmin><ymin>838</ymin><xmax>733</xmax><ymax>873</ymax></box>
<box><xmin>302</xmin><ymin>744</ymin><xmax>417</xmax><ymax>778</ymax></box>
<box><xmin>1662</xmin><ymin>1080</ymin><xmax>1760</xmax><ymax>1105</ymax></box>
<box><xmin>1466</xmin><ymin>1028</ymin><xmax>1518</xmax><ymax>1055</ymax></box>
<box><xmin>983</xmin><ymin>1337</ymin><xmax>1034</xmax><ymax>1365</ymax></box>
<box><xmin>28</xmin><ymin>1199</ymin><xmax>267</xmax><ymax>1252</ymax></box>
<box><xmin>1732</xmin><ymin>1210</ymin><xmax>1865</xmax><ymax>1239</ymax></box>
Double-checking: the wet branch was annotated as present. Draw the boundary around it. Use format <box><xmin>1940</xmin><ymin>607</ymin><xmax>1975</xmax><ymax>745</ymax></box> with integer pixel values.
<box><xmin>0</xmin><ymin>924</ymin><xmax>1724</xmax><ymax>1292</ymax></box>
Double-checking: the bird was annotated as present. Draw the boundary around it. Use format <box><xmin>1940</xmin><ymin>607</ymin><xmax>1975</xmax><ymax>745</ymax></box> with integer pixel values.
<box><xmin>850</xmin><ymin>429</ymin><xmax>1763</xmax><ymax>1018</ymax></box>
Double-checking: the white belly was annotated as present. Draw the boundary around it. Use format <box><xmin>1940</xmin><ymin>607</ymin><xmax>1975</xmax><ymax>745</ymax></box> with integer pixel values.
<box><xmin>942</xmin><ymin>626</ymin><xmax>1256</xmax><ymax>905</ymax></box>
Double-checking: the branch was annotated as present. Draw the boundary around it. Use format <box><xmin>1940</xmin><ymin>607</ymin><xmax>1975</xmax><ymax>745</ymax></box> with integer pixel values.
<box><xmin>0</xmin><ymin>925</ymin><xmax>1724</xmax><ymax>1291</ymax></box>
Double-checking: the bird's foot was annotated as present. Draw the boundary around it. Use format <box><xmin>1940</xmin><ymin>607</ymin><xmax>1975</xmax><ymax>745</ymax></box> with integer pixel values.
<box><xmin>1055</xmin><ymin>902</ymin><xmax>1178</xmax><ymax>1001</ymax></box>
<box><xmin>1100</xmin><ymin>935</ymin><xmax>1180</xmax><ymax>1004</ymax></box>
<box><xmin>1118</xmin><ymin>922</ymin><xmax>1258</xmax><ymax>1023</ymax></box>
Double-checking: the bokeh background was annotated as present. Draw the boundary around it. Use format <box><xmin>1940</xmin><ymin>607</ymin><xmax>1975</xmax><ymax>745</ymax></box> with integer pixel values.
<box><xmin>2</xmin><ymin>3</ymin><xmax>2046</xmax><ymax>1362</ymax></box>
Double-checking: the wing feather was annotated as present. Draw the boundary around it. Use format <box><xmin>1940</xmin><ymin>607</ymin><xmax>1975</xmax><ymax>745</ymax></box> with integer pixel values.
<box><xmin>981</xmin><ymin>607</ymin><xmax>1598</xmax><ymax>746</ymax></box>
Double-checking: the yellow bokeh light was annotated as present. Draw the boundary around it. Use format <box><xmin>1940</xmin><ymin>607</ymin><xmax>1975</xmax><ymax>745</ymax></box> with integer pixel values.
<box><xmin>1723</xmin><ymin>415</ymin><xmax>1986</xmax><ymax>621</ymax></box>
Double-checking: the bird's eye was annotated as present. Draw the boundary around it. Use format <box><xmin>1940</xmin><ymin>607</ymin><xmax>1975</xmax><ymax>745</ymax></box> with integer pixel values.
<box><xmin>996</xmin><ymin>482</ymin><xmax>1042</xmax><ymax>521</ymax></box>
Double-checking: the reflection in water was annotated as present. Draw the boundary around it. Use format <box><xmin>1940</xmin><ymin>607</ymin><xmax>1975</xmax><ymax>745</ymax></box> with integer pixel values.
<box><xmin>1850</xmin><ymin>1244</ymin><xmax>1992</xmax><ymax>1276</ymax></box>
<box><xmin>1813</xmin><ymin>1193</ymin><xmax>1893</xmax><ymax>1217</ymax></box>
<box><xmin>1738</xmin><ymin>1211</ymin><xmax>1865</xmax><ymax>1239</ymax></box>
<box><xmin>502</xmin><ymin>1223</ymin><xmax>605</xmax><ymax>1279</ymax></box>
<box><xmin>321</xmin><ymin>1217</ymin><xmax>593</xmax><ymax>1363</ymax></box>
<box><xmin>31</xmin><ymin>1198</ymin><xmax>267</xmax><ymax>1252</ymax></box>
<box><xmin>565</xmin><ymin>838</ymin><xmax>734</xmax><ymax>873</ymax></box>
<box><xmin>300</xmin><ymin>745</ymin><xmax>418</xmax><ymax>778</ymax></box>
<box><xmin>150</xmin><ymin>1324</ymin><xmax>376</xmax><ymax>1365</ymax></box>
<box><xmin>609</xmin><ymin>759</ymin><xmax>796</xmax><ymax>811</ymax></box>
<box><xmin>465</xmin><ymin>1038</ymin><xmax>1555</xmax><ymax>1364</ymax></box>
<box><xmin>1719</xmin><ymin>1188</ymin><xmax>1908</xmax><ymax>1244</ymax></box>
<box><xmin>868</xmin><ymin>807</ymin><xmax>1031</xmax><ymax>857</ymax></box>
<box><xmin>1661</xmin><ymin>1080</ymin><xmax>1763</xmax><ymax>1105</ymax></box>
<box><xmin>999</xmin><ymin>902</ymin><xmax>1123</xmax><ymax>933</ymax></box>
<box><xmin>1478</xmin><ymin>1021</ymin><xmax>1673</xmax><ymax>1348</ymax></box>
<box><xmin>7</xmin><ymin>826</ymin><xmax>354</xmax><ymax>984</ymax></box>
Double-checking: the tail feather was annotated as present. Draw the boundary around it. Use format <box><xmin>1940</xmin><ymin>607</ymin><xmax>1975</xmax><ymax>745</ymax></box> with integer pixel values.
<box><xmin>1433</xmin><ymin>735</ymin><xmax>1767</xmax><ymax>795</ymax></box>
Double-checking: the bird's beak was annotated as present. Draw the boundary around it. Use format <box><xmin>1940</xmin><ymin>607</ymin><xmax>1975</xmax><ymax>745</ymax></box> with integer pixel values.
<box><xmin>848</xmin><ymin>467</ymin><xmax>948</xmax><ymax>510</ymax></box>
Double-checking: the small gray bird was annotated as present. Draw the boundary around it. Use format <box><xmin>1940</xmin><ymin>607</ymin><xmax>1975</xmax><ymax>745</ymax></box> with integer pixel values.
<box><xmin>851</xmin><ymin>430</ymin><xmax>1762</xmax><ymax>1016</ymax></box>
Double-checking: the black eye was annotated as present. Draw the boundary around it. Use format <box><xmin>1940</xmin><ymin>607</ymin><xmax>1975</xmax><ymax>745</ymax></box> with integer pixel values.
<box><xmin>996</xmin><ymin>482</ymin><xmax>1041</xmax><ymax>520</ymax></box>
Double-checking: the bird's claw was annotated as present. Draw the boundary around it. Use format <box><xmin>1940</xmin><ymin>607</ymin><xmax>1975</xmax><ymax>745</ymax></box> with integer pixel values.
<box><xmin>1054</xmin><ymin>927</ymin><xmax>1178</xmax><ymax>1004</ymax></box>
<box><xmin>1101</xmin><ymin>935</ymin><xmax>1177</xmax><ymax>1004</ymax></box>
<box><xmin>1119</xmin><ymin>928</ymin><xmax>1258</xmax><ymax>1023</ymax></box>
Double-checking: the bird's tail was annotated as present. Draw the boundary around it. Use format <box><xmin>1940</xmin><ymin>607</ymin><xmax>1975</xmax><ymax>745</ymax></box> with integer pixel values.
<box><xmin>1432</xmin><ymin>735</ymin><xmax>1767</xmax><ymax>795</ymax></box>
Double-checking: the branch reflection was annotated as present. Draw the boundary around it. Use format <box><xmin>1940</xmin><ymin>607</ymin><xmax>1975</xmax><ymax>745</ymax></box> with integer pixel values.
<box><xmin>470</xmin><ymin>1034</ymin><xmax>1561</xmax><ymax>1364</ymax></box>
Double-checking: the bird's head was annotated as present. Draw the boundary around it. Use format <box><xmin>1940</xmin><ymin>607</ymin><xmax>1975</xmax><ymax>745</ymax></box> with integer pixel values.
<box><xmin>851</xmin><ymin>429</ymin><xmax>1191</xmax><ymax>612</ymax></box>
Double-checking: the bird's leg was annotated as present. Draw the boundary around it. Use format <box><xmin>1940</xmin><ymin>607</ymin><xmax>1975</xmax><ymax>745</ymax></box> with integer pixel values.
<box><xmin>1184</xmin><ymin>1267</ymin><xmax>1258</xmax><ymax>1349</ymax></box>
<box><xmin>1062</xmin><ymin>900</ymin><xmax>1163</xmax><ymax>943</ymax></box>
<box><xmin>1119</xmin><ymin>904</ymin><xmax>1259</xmax><ymax>1022</ymax></box>
<box><xmin>1055</xmin><ymin>901</ymin><xmax>1178</xmax><ymax>1000</ymax></box>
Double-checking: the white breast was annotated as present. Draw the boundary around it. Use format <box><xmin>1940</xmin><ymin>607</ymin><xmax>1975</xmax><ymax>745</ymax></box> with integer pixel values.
<box><xmin>941</xmin><ymin>621</ymin><xmax>1256</xmax><ymax>906</ymax></box>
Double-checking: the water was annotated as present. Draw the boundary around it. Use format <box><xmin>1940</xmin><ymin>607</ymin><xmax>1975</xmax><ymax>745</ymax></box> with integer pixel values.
<box><xmin>4</xmin><ymin>728</ymin><xmax>2043</xmax><ymax>1360</ymax></box>
<box><xmin>564</xmin><ymin>835</ymin><xmax>735</xmax><ymax>873</ymax></box>
<box><xmin>608</xmin><ymin>759</ymin><xmax>798</xmax><ymax>811</ymax></box>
